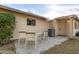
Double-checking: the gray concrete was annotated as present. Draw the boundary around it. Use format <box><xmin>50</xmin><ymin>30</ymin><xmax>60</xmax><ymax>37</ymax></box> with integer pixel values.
<box><xmin>15</xmin><ymin>36</ymin><xmax>68</xmax><ymax>54</ymax></box>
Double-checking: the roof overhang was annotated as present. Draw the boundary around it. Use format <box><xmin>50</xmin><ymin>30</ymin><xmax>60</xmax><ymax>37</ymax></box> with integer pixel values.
<box><xmin>50</xmin><ymin>15</ymin><xmax>79</xmax><ymax>22</ymax></box>
<box><xmin>0</xmin><ymin>5</ymin><xmax>48</xmax><ymax>20</ymax></box>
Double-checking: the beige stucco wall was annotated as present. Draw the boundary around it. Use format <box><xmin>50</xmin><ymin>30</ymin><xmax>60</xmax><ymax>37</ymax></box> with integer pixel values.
<box><xmin>50</xmin><ymin>17</ymin><xmax>79</xmax><ymax>37</ymax></box>
<box><xmin>50</xmin><ymin>20</ymin><xmax>58</xmax><ymax>36</ymax></box>
<box><xmin>66</xmin><ymin>18</ymin><xmax>79</xmax><ymax>37</ymax></box>
<box><xmin>0</xmin><ymin>8</ymin><xmax>49</xmax><ymax>39</ymax></box>
<box><xmin>57</xmin><ymin>19</ymin><xmax>66</xmax><ymax>36</ymax></box>
<box><xmin>50</xmin><ymin>19</ymin><xmax>67</xmax><ymax>36</ymax></box>
<box><xmin>72</xmin><ymin>19</ymin><xmax>79</xmax><ymax>36</ymax></box>
<box><xmin>66</xmin><ymin>19</ymin><xmax>73</xmax><ymax>37</ymax></box>
<box><xmin>1</xmin><ymin>8</ymin><xmax>79</xmax><ymax>39</ymax></box>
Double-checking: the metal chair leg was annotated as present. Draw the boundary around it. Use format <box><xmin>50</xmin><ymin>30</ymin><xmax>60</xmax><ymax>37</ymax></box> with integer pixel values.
<box><xmin>18</xmin><ymin>39</ymin><xmax>20</xmax><ymax>48</ymax></box>
<box><xmin>25</xmin><ymin>40</ymin><xmax>27</xmax><ymax>48</ymax></box>
<box><xmin>35</xmin><ymin>41</ymin><xmax>37</xmax><ymax>50</ymax></box>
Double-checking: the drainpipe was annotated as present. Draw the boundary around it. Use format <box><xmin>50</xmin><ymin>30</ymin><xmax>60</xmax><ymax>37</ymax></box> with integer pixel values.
<box><xmin>65</xmin><ymin>20</ymin><xmax>67</xmax><ymax>36</ymax></box>
<box><xmin>72</xmin><ymin>18</ymin><xmax>73</xmax><ymax>37</ymax></box>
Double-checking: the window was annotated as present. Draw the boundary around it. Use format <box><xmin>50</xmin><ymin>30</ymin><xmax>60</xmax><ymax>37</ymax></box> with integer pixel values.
<box><xmin>27</xmin><ymin>18</ymin><xmax>36</xmax><ymax>26</ymax></box>
<box><xmin>75</xmin><ymin>22</ymin><xmax>79</xmax><ymax>29</ymax></box>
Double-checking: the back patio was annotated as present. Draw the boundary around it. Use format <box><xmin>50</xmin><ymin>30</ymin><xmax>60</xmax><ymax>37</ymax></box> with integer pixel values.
<box><xmin>0</xmin><ymin>5</ymin><xmax>79</xmax><ymax>54</ymax></box>
<box><xmin>15</xmin><ymin>36</ymin><xmax>68</xmax><ymax>54</ymax></box>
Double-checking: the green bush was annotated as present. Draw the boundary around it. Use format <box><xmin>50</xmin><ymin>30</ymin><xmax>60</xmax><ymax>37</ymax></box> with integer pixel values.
<box><xmin>0</xmin><ymin>13</ymin><xmax>15</xmax><ymax>45</ymax></box>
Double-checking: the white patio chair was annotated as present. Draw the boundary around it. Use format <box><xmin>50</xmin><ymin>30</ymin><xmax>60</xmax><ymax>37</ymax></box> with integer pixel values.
<box><xmin>36</xmin><ymin>32</ymin><xmax>43</xmax><ymax>41</ymax></box>
<box><xmin>43</xmin><ymin>31</ymin><xmax>48</xmax><ymax>40</ymax></box>
<box><xmin>25</xmin><ymin>32</ymin><xmax>37</xmax><ymax>49</ymax></box>
<box><xmin>18</xmin><ymin>31</ymin><xmax>26</xmax><ymax>48</ymax></box>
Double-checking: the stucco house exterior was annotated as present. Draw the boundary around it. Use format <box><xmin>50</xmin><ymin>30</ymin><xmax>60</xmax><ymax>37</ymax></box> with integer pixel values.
<box><xmin>50</xmin><ymin>15</ymin><xmax>79</xmax><ymax>37</ymax></box>
<box><xmin>0</xmin><ymin>5</ymin><xmax>79</xmax><ymax>42</ymax></box>
<box><xmin>0</xmin><ymin>5</ymin><xmax>49</xmax><ymax>41</ymax></box>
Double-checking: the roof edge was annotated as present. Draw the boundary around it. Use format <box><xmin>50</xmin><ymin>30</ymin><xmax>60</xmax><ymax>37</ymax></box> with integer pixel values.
<box><xmin>0</xmin><ymin>5</ymin><xmax>48</xmax><ymax>20</ymax></box>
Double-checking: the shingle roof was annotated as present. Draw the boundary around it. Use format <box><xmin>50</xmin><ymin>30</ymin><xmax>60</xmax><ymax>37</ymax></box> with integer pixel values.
<box><xmin>51</xmin><ymin>15</ymin><xmax>79</xmax><ymax>22</ymax></box>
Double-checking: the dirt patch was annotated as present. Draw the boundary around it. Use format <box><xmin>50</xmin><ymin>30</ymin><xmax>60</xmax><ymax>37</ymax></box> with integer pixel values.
<box><xmin>0</xmin><ymin>40</ymin><xmax>16</xmax><ymax>54</ymax></box>
<box><xmin>42</xmin><ymin>38</ymin><xmax>79</xmax><ymax>54</ymax></box>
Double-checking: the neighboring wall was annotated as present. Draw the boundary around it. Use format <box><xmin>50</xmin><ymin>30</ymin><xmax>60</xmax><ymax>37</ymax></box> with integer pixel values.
<box><xmin>66</xmin><ymin>17</ymin><xmax>79</xmax><ymax>37</ymax></box>
<box><xmin>0</xmin><ymin>8</ymin><xmax>49</xmax><ymax>39</ymax></box>
<box><xmin>57</xmin><ymin>19</ymin><xmax>66</xmax><ymax>36</ymax></box>
<box><xmin>72</xmin><ymin>19</ymin><xmax>79</xmax><ymax>36</ymax></box>
<box><xmin>50</xmin><ymin>17</ymin><xmax>79</xmax><ymax>37</ymax></box>
<box><xmin>50</xmin><ymin>19</ymin><xmax>67</xmax><ymax>36</ymax></box>
<box><xmin>50</xmin><ymin>18</ymin><xmax>74</xmax><ymax>37</ymax></box>
<box><xmin>66</xmin><ymin>18</ymin><xmax>73</xmax><ymax>37</ymax></box>
<box><xmin>49</xmin><ymin>20</ymin><xmax>58</xmax><ymax>36</ymax></box>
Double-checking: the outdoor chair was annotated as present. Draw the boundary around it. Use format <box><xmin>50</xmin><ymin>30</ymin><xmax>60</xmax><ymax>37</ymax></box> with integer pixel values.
<box><xmin>25</xmin><ymin>32</ymin><xmax>37</xmax><ymax>49</ymax></box>
<box><xmin>36</xmin><ymin>32</ymin><xmax>43</xmax><ymax>41</ymax></box>
<box><xmin>18</xmin><ymin>31</ymin><xmax>26</xmax><ymax>48</ymax></box>
<box><xmin>43</xmin><ymin>31</ymin><xmax>48</xmax><ymax>40</ymax></box>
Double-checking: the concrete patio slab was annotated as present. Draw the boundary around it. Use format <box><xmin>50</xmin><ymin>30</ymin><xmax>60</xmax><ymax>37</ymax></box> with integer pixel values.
<box><xmin>14</xmin><ymin>36</ymin><xmax>68</xmax><ymax>54</ymax></box>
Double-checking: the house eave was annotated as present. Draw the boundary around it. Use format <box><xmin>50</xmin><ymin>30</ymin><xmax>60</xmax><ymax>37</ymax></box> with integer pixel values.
<box><xmin>0</xmin><ymin>5</ymin><xmax>48</xmax><ymax>20</ymax></box>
